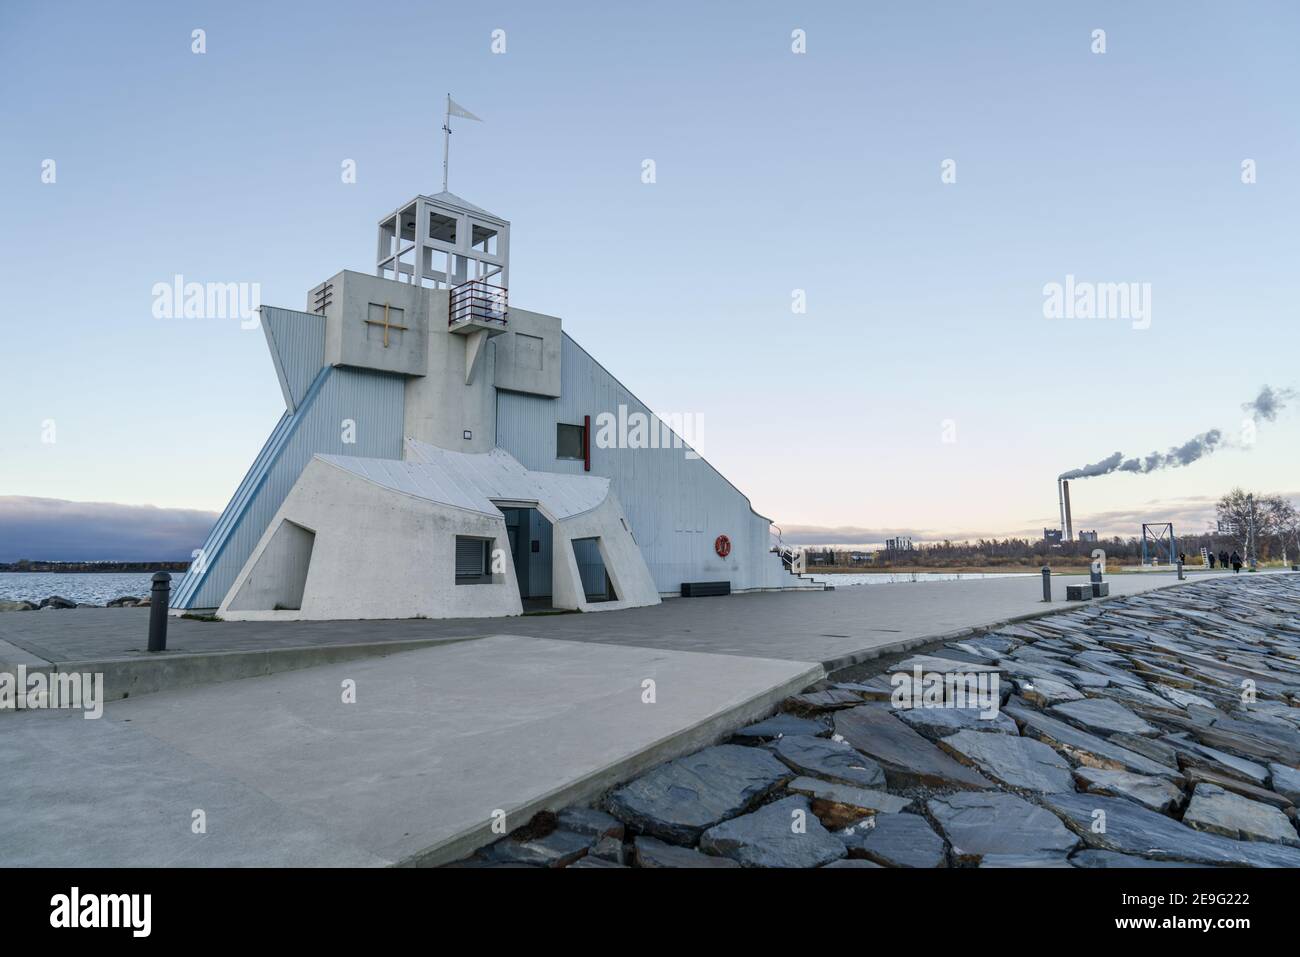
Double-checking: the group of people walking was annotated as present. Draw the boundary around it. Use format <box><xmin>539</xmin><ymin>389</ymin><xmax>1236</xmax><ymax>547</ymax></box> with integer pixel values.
<box><xmin>1205</xmin><ymin>549</ymin><xmax>1244</xmax><ymax>572</ymax></box>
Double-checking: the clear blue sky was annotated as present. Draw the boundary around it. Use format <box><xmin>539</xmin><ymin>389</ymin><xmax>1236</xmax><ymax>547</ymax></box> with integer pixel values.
<box><xmin>2</xmin><ymin>0</ymin><xmax>1297</xmax><ymax>545</ymax></box>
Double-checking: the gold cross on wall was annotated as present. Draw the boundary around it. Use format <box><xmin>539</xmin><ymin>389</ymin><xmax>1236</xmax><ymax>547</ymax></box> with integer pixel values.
<box><xmin>363</xmin><ymin>302</ymin><xmax>409</xmax><ymax>348</ymax></box>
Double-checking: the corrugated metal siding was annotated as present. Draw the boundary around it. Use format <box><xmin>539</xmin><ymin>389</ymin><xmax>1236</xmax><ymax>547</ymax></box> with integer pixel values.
<box><xmin>262</xmin><ymin>307</ymin><xmax>326</xmax><ymax>412</ymax></box>
<box><xmin>172</xmin><ymin>366</ymin><xmax>405</xmax><ymax>609</ymax></box>
<box><xmin>496</xmin><ymin>334</ymin><xmax>776</xmax><ymax>594</ymax></box>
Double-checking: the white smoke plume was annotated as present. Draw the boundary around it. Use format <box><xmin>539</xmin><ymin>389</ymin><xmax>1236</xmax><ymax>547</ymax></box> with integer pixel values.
<box><xmin>1060</xmin><ymin>384</ymin><xmax>1293</xmax><ymax>482</ymax></box>
<box><xmin>1058</xmin><ymin>431</ymin><xmax>1223</xmax><ymax>480</ymax></box>
<box><xmin>1242</xmin><ymin>384</ymin><xmax>1296</xmax><ymax>422</ymax></box>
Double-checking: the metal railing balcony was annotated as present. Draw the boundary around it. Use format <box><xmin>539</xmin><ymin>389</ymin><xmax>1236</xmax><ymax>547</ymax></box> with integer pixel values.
<box><xmin>449</xmin><ymin>279</ymin><xmax>508</xmax><ymax>327</ymax></box>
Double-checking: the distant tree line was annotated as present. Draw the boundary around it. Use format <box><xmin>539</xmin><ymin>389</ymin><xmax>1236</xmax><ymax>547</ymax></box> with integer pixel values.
<box><xmin>805</xmin><ymin>488</ymin><xmax>1299</xmax><ymax>569</ymax></box>
<box><xmin>0</xmin><ymin>559</ymin><xmax>192</xmax><ymax>573</ymax></box>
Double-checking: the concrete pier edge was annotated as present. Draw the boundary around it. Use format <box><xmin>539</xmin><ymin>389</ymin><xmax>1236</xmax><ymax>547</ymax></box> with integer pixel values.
<box><xmin>0</xmin><ymin>635</ymin><xmax>486</xmax><ymax>703</ymax></box>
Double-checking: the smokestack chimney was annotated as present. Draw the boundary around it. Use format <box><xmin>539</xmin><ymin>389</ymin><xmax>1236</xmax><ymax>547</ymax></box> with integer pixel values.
<box><xmin>1063</xmin><ymin>479</ymin><xmax>1074</xmax><ymax>542</ymax></box>
<box><xmin>1058</xmin><ymin>478</ymin><xmax>1066</xmax><ymax>537</ymax></box>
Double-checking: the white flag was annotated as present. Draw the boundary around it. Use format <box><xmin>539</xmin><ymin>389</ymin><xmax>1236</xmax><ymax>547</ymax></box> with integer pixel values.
<box><xmin>448</xmin><ymin>98</ymin><xmax>482</xmax><ymax>122</ymax></box>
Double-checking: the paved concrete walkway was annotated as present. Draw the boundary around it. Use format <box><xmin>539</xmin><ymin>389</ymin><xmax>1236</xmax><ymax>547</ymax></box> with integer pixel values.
<box><xmin>0</xmin><ymin>636</ymin><xmax>818</xmax><ymax>866</ymax></box>
<box><xmin>1</xmin><ymin>571</ymin><xmax>1227</xmax><ymax>672</ymax></box>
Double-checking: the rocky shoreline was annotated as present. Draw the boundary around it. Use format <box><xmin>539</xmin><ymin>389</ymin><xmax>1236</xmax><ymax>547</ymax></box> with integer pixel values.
<box><xmin>0</xmin><ymin>595</ymin><xmax>150</xmax><ymax>612</ymax></box>
<box><xmin>453</xmin><ymin>574</ymin><xmax>1300</xmax><ymax>868</ymax></box>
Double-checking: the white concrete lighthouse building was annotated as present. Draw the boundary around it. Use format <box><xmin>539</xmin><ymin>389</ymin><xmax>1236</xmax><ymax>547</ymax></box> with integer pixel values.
<box><xmin>172</xmin><ymin>187</ymin><xmax>814</xmax><ymax>620</ymax></box>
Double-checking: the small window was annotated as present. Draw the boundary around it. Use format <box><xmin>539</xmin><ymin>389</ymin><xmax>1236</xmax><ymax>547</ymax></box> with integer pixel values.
<box><xmin>557</xmin><ymin>422</ymin><xmax>585</xmax><ymax>460</ymax></box>
<box><xmin>455</xmin><ymin>536</ymin><xmax>491</xmax><ymax>584</ymax></box>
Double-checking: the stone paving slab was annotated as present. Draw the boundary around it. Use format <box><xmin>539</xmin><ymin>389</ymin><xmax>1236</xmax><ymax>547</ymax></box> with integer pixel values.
<box><xmin>837</xmin><ymin>812</ymin><xmax>946</xmax><ymax>868</ymax></box>
<box><xmin>928</xmin><ymin>792</ymin><xmax>1080</xmax><ymax>863</ymax></box>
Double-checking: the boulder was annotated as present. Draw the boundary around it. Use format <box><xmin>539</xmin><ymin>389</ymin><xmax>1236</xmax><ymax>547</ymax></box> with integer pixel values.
<box><xmin>1182</xmin><ymin>766</ymin><xmax>1293</xmax><ymax>811</ymax></box>
<box><xmin>567</xmin><ymin>855</ymin><xmax>626</xmax><ymax>868</ymax></box>
<box><xmin>837</xmin><ymin>812</ymin><xmax>946</xmax><ymax>868</ymax></box>
<box><xmin>1072</xmin><ymin>767</ymin><xmax>1183</xmax><ymax>813</ymax></box>
<box><xmin>1002</xmin><ymin>660</ymin><xmax>1110</xmax><ymax>690</ymax></box>
<box><xmin>978</xmin><ymin>854</ymin><xmax>1073</xmax><ymax>868</ymax></box>
<box><xmin>1269</xmin><ymin>762</ymin><xmax>1300</xmax><ymax>805</ymax></box>
<box><xmin>1182</xmin><ymin>783</ymin><xmax>1300</xmax><ymax>846</ymax></box>
<box><xmin>821</xmin><ymin>858</ymin><xmax>883</xmax><ymax>868</ymax></box>
<box><xmin>833</xmin><ymin>705</ymin><xmax>991</xmax><ymax>790</ymax></box>
<box><xmin>0</xmin><ymin>600</ymin><xmax>39</xmax><ymax>612</ymax></box>
<box><xmin>632</xmin><ymin>836</ymin><xmax>740</xmax><ymax>868</ymax></box>
<box><xmin>557</xmin><ymin>806</ymin><xmax>625</xmax><ymax>840</ymax></box>
<box><xmin>894</xmin><ymin>705</ymin><xmax>1018</xmax><ymax>740</ymax></box>
<box><xmin>1004</xmin><ymin>704</ymin><xmax>1180</xmax><ymax>778</ymax></box>
<box><xmin>1163</xmin><ymin>734</ymin><xmax>1270</xmax><ymax>786</ymax></box>
<box><xmin>893</xmin><ymin>654</ymin><xmax>1003</xmax><ymax>674</ymax></box>
<box><xmin>1013</xmin><ymin>676</ymin><xmax>1084</xmax><ymax>708</ymax></box>
<box><xmin>938</xmin><ymin>729</ymin><xmax>1075</xmax><ymax>793</ymax></box>
<box><xmin>1041</xmin><ymin>792</ymin><xmax>1300</xmax><ymax>866</ymax></box>
<box><xmin>832</xmin><ymin>676</ymin><xmax>896</xmax><ymax>701</ymax></box>
<box><xmin>38</xmin><ymin>595</ymin><xmax>76</xmax><ymax>610</ymax></box>
<box><xmin>604</xmin><ymin>744</ymin><xmax>789</xmax><ymax>845</ymax></box>
<box><xmin>927</xmin><ymin>792</ymin><xmax>1079</xmax><ymax>863</ymax></box>
<box><xmin>1049</xmin><ymin>697</ymin><xmax>1158</xmax><ymax>737</ymax></box>
<box><xmin>1109</xmin><ymin>732</ymin><xmax>1180</xmax><ymax>768</ymax></box>
<box><xmin>484</xmin><ymin>829</ymin><xmax>593</xmax><ymax>867</ymax></box>
<box><xmin>699</xmin><ymin>795</ymin><xmax>846</xmax><ymax>868</ymax></box>
<box><xmin>1155</xmin><ymin>685</ymin><xmax>1216</xmax><ymax>710</ymax></box>
<box><xmin>786</xmin><ymin>775</ymin><xmax>911</xmax><ymax>828</ymax></box>
<box><xmin>732</xmin><ymin>713</ymin><xmax>830</xmax><ymax>743</ymax></box>
<box><xmin>1100</xmin><ymin>684</ymin><xmax>1186</xmax><ymax>713</ymax></box>
<box><xmin>1194</xmin><ymin>724</ymin><xmax>1300</xmax><ymax>768</ymax></box>
<box><xmin>782</xmin><ymin>689</ymin><xmax>866</xmax><ymax>714</ymax></box>
<box><xmin>1069</xmin><ymin>850</ymin><xmax>1202</xmax><ymax>868</ymax></box>
<box><xmin>768</xmin><ymin>734</ymin><xmax>885</xmax><ymax>789</ymax></box>
<box><xmin>589</xmin><ymin>835</ymin><xmax>629</xmax><ymax>864</ymax></box>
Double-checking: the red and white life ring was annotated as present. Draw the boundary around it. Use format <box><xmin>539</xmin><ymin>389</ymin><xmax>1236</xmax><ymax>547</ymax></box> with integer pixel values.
<box><xmin>714</xmin><ymin>534</ymin><xmax>731</xmax><ymax>558</ymax></box>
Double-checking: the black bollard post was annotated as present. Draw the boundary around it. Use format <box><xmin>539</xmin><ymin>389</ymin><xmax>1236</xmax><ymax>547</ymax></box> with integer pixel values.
<box><xmin>148</xmin><ymin>572</ymin><xmax>171</xmax><ymax>653</ymax></box>
<box><xmin>1041</xmin><ymin>566</ymin><xmax>1051</xmax><ymax>602</ymax></box>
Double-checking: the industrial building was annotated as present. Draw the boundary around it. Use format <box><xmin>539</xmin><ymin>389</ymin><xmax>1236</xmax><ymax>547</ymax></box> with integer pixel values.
<box><xmin>171</xmin><ymin>189</ymin><xmax>815</xmax><ymax>620</ymax></box>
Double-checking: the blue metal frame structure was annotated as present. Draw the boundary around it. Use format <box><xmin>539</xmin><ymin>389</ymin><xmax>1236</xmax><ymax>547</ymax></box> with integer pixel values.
<box><xmin>1141</xmin><ymin>522</ymin><xmax>1177</xmax><ymax>566</ymax></box>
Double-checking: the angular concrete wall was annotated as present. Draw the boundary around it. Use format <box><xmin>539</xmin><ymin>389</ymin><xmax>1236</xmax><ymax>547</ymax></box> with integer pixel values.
<box><xmin>219</xmin><ymin>458</ymin><xmax>523</xmax><ymax>621</ymax></box>
<box><xmin>548</xmin><ymin>492</ymin><xmax>660</xmax><ymax>613</ymax></box>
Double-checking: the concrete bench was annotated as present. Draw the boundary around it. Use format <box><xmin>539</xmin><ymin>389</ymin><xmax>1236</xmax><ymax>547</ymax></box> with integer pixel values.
<box><xmin>681</xmin><ymin>581</ymin><xmax>731</xmax><ymax>598</ymax></box>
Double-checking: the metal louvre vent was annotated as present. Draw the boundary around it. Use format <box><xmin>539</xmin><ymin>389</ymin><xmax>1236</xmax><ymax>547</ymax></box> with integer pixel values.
<box><xmin>455</xmin><ymin>536</ymin><xmax>489</xmax><ymax>581</ymax></box>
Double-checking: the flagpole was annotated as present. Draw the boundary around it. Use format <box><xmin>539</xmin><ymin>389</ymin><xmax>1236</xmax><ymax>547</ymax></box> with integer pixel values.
<box><xmin>441</xmin><ymin>92</ymin><xmax>451</xmax><ymax>192</ymax></box>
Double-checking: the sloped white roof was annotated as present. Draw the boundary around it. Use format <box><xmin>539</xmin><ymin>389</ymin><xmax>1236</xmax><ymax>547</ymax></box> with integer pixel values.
<box><xmin>315</xmin><ymin>441</ymin><xmax>608</xmax><ymax>520</ymax></box>
<box><xmin>421</xmin><ymin>190</ymin><xmax>508</xmax><ymax>224</ymax></box>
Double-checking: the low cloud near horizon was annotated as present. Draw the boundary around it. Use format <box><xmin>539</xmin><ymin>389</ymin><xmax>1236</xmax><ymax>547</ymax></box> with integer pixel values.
<box><xmin>779</xmin><ymin>495</ymin><xmax>1245</xmax><ymax>547</ymax></box>
<box><xmin>0</xmin><ymin>496</ymin><xmax>217</xmax><ymax>563</ymax></box>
